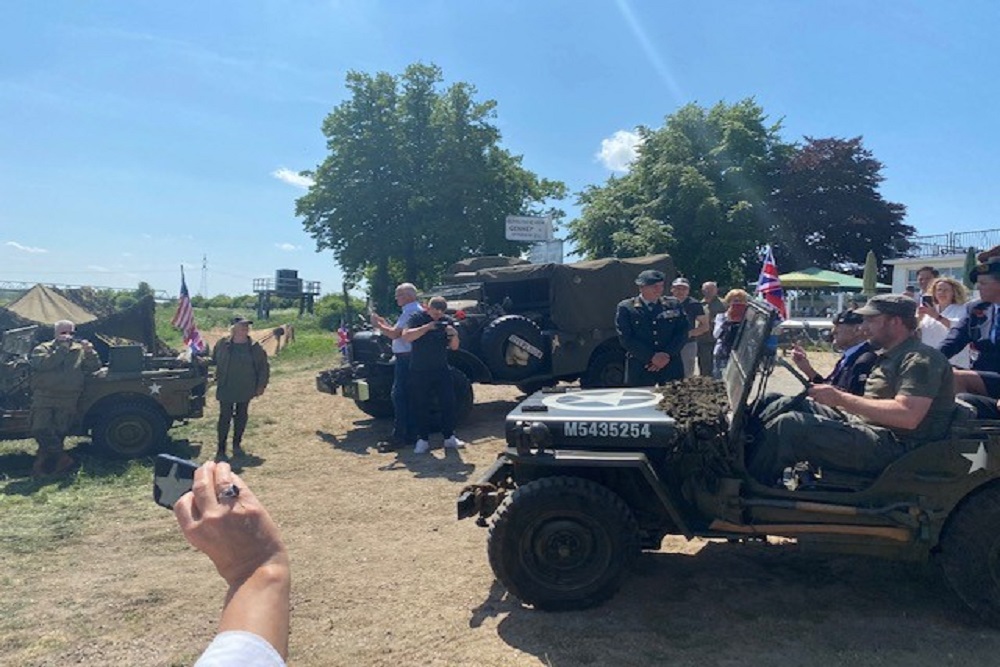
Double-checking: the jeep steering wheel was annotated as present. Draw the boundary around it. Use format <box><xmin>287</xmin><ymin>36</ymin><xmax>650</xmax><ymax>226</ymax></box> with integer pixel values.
<box><xmin>755</xmin><ymin>357</ymin><xmax>813</xmax><ymax>424</ymax></box>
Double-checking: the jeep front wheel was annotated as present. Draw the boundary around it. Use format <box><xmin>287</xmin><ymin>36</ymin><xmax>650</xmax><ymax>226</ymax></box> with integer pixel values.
<box><xmin>487</xmin><ymin>476</ymin><xmax>639</xmax><ymax>610</ymax></box>
<box><xmin>939</xmin><ymin>485</ymin><xmax>1000</xmax><ymax>624</ymax></box>
<box><xmin>92</xmin><ymin>401</ymin><xmax>168</xmax><ymax>458</ymax></box>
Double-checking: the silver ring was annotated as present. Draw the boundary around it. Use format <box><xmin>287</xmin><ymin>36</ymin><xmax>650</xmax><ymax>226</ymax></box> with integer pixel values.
<box><xmin>217</xmin><ymin>484</ymin><xmax>240</xmax><ymax>501</ymax></box>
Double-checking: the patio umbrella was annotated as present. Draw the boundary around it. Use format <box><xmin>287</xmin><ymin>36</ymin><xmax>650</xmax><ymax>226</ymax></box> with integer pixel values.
<box><xmin>861</xmin><ymin>250</ymin><xmax>878</xmax><ymax>297</ymax></box>
<box><xmin>777</xmin><ymin>272</ymin><xmax>838</xmax><ymax>289</ymax></box>
<box><xmin>964</xmin><ymin>246</ymin><xmax>978</xmax><ymax>289</ymax></box>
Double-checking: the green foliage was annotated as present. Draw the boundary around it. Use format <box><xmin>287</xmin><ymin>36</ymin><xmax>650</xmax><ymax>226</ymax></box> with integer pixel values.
<box><xmin>296</xmin><ymin>62</ymin><xmax>567</xmax><ymax>312</ymax></box>
<box><xmin>570</xmin><ymin>99</ymin><xmax>791</xmax><ymax>286</ymax></box>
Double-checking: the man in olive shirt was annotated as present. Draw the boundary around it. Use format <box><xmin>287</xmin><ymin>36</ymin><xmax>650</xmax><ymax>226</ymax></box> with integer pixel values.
<box><xmin>749</xmin><ymin>295</ymin><xmax>955</xmax><ymax>484</ymax></box>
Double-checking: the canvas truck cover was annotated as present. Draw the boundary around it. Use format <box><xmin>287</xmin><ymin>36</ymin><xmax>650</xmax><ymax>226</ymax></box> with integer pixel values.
<box><xmin>467</xmin><ymin>254</ymin><xmax>676</xmax><ymax>333</ymax></box>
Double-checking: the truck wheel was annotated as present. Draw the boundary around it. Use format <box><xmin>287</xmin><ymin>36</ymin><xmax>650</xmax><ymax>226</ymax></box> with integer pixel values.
<box><xmin>480</xmin><ymin>316</ymin><xmax>545</xmax><ymax>381</ymax></box>
<box><xmin>353</xmin><ymin>398</ymin><xmax>394</xmax><ymax>420</ymax></box>
<box><xmin>939</xmin><ymin>485</ymin><xmax>1000</xmax><ymax>624</ymax></box>
<box><xmin>428</xmin><ymin>367</ymin><xmax>475</xmax><ymax>429</ymax></box>
<box><xmin>581</xmin><ymin>349</ymin><xmax>625</xmax><ymax>388</ymax></box>
<box><xmin>92</xmin><ymin>401</ymin><xmax>168</xmax><ymax>459</ymax></box>
<box><xmin>487</xmin><ymin>476</ymin><xmax>639</xmax><ymax>610</ymax></box>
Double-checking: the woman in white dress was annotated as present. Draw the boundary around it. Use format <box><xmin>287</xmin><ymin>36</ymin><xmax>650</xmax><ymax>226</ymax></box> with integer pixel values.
<box><xmin>917</xmin><ymin>276</ymin><xmax>970</xmax><ymax>368</ymax></box>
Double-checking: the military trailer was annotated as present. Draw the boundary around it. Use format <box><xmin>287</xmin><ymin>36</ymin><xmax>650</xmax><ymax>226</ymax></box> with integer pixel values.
<box><xmin>457</xmin><ymin>301</ymin><xmax>1000</xmax><ymax>622</ymax></box>
<box><xmin>317</xmin><ymin>254</ymin><xmax>676</xmax><ymax>421</ymax></box>
<box><xmin>1</xmin><ymin>325</ymin><xmax>208</xmax><ymax>458</ymax></box>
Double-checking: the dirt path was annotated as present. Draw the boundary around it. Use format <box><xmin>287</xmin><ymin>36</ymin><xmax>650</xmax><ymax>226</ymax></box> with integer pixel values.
<box><xmin>5</xmin><ymin>353</ymin><xmax>1000</xmax><ymax>665</ymax></box>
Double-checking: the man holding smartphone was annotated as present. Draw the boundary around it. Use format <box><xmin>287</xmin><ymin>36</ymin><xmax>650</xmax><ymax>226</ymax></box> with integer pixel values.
<box><xmin>369</xmin><ymin>283</ymin><xmax>423</xmax><ymax>451</ymax></box>
<box><xmin>402</xmin><ymin>295</ymin><xmax>465</xmax><ymax>454</ymax></box>
<box><xmin>28</xmin><ymin>319</ymin><xmax>101</xmax><ymax>477</ymax></box>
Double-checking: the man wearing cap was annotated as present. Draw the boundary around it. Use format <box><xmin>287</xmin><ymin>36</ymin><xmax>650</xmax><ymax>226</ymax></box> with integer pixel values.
<box><xmin>697</xmin><ymin>281</ymin><xmax>726</xmax><ymax>377</ymax></box>
<box><xmin>212</xmin><ymin>317</ymin><xmax>270</xmax><ymax>460</ymax></box>
<box><xmin>749</xmin><ymin>295</ymin><xmax>955</xmax><ymax>484</ymax></box>
<box><xmin>616</xmin><ymin>270</ymin><xmax>690</xmax><ymax>386</ymax></box>
<box><xmin>790</xmin><ymin>310</ymin><xmax>876</xmax><ymax>396</ymax></box>
<box><xmin>670</xmin><ymin>277</ymin><xmax>709</xmax><ymax>378</ymax></box>
<box><xmin>939</xmin><ymin>251</ymin><xmax>1000</xmax><ymax>401</ymax></box>
<box><xmin>370</xmin><ymin>282</ymin><xmax>423</xmax><ymax>450</ymax></box>
<box><xmin>28</xmin><ymin>319</ymin><xmax>102</xmax><ymax>476</ymax></box>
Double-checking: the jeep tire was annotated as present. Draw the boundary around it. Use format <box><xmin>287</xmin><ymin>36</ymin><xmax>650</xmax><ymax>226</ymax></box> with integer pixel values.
<box><xmin>487</xmin><ymin>476</ymin><xmax>639</xmax><ymax>610</ymax></box>
<box><xmin>480</xmin><ymin>316</ymin><xmax>545</xmax><ymax>381</ymax></box>
<box><xmin>581</xmin><ymin>349</ymin><xmax>626</xmax><ymax>388</ymax></box>
<box><xmin>939</xmin><ymin>485</ymin><xmax>1000</xmax><ymax>624</ymax></box>
<box><xmin>92</xmin><ymin>400</ymin><xmax>169</xmax><ymax>459</ymax></box>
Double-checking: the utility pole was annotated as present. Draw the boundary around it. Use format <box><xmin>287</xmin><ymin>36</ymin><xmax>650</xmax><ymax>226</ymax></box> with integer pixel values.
<box><xmin>199</xmin><ymin>254</ymin><xmax>208</xmax><ymax>297</ymax></box>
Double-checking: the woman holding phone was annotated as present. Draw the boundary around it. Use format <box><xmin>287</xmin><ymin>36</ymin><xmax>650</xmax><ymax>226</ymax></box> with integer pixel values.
<box><xmin>918</xmin><ymin>276</ymin><xmax>970</xmax><ymax>368</ymax></box>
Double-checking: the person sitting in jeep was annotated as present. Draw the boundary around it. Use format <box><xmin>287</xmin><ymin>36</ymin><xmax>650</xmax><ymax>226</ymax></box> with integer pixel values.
<box><xmin>749</xmin><ymin>295</ymin><xmax>956</xmax><ymax>484</ymax></box>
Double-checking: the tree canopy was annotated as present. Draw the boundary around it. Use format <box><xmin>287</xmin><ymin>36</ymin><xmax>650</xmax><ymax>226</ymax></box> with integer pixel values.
<box><xmin>568</xmin><ymin>99</ymin><xmax>910</xmax><ymax>287</ymax></box>
<box><xmin>296</xmin><ymin>63</ymin><xmax>566</xmax><ymax>309</ymax></box>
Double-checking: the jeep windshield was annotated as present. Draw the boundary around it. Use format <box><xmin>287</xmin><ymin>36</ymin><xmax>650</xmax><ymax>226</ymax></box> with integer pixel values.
<box><xmin>723</xmin><ymin>302</ymin><xmax>781</xmax><ymax>437</ymax></box>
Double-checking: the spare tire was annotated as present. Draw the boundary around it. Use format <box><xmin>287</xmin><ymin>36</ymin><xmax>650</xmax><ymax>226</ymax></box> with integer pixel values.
<box><xmin>480</xmin><ymin>316</ymin><xmax>546</xmax><ymax>381</ymax></box>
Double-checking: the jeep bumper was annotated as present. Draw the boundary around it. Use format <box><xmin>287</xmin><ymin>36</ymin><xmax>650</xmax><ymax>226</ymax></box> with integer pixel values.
<box><xmin>457</xmin><ymin>454</ymin><xmax>512</xmax><ymax>520</ymax></box>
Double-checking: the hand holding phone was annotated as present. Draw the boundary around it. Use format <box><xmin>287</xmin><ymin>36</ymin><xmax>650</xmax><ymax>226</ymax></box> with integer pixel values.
<box><xmin>153</xmin><ymin>454</ymin><xmax>200</xmax><ymax>509</ymax></box>
<box><xmin>921</xmin><ymin>295</ymin><xmax>934</xmax><ymax>307</ymax></box>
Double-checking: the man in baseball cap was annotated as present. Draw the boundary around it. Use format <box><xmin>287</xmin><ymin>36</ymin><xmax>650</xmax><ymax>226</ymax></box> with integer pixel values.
<box><xmin>749</xmin><ymin>294</ymin><xmax>954</xmax><ymax>485</ymax></box>
<box><xmin>670</xmin><ymin>276</ymin><xmax>708</xmax><ymax>378</ymax></box>
<box><xmin>789</xmin><ymin>309</ymin><xmax>876</xmax><ymax>396</ymax></box>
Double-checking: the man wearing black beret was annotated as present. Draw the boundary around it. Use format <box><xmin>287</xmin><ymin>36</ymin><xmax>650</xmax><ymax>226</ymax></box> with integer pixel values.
<box><xmin>615</xmin><ymin>270</ymin><xmax>690</xmax><ymax>386</ymax></box>
<box><xmin>790</xmin><ymin>310</ymin><xmax>876</xmax><ymax>396</ymax></box>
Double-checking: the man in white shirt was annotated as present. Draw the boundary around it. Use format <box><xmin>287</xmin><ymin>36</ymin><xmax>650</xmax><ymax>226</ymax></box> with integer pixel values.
<box><xmin>370</xmin><ymin>283</ymin><xmax>423</xmax><ymax>450</ymax></box>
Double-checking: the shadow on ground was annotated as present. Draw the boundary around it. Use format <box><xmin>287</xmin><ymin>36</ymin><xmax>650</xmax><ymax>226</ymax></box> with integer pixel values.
<box><xmin>481</xmin><ymin>540</ymin><xmax>1000</xmax><ymax>666</ymax></box>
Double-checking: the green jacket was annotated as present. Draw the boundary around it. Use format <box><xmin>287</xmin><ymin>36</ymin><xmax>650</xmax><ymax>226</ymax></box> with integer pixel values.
<box><xmin>29</xmin><ymin>339</ymin><xmax>102</xmax><ymax>407</ymax></box>
<box><xmin>212</xmin><ymin>336</ymin><xmax>270</xmax><ymax>403</ymax></box>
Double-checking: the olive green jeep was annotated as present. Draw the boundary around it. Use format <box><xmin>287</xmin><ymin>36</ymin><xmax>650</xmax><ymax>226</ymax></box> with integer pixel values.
<box><xmin>1</xmin><ymin>326</ymin><xmax>208</xmax><ymax>458</ymax></box>
<box><xmin>458</xmin><ymin>301</ymin><xmax>1000</xmax><ymax>622</ymax></box>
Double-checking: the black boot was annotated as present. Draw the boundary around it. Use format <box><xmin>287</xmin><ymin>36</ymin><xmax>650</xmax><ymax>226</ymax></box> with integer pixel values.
<box><xmin>215</xmin><ymin>444</ymin><xmax>228</xmax><ymax>462</ymax></box>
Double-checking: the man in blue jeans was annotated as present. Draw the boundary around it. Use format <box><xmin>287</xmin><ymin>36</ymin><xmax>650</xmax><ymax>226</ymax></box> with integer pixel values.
<box><xmin>370</xmin><ymin>283</ymin><xmax>423</xmax><ymax>451</ymax></box>
<box><xmin>402</xmin><ymin>295</ymin><xmax>466</xmax><ymax>454</ymax></box>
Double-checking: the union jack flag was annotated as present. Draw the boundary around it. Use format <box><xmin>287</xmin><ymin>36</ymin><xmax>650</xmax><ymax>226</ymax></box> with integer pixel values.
<box><xmin>337</xmin><ymin>320</ymin><xmax>350</xmax><ymax>357</ymax></box>
<box><xmin>171</xmin><ymin>268</ymin><xmax>206</xmax><ymax>353</ymax></box>
<box><xmin>756</xmin><ymin>245</ymin><xmax>787</xmax><ymax>320</ymax></box>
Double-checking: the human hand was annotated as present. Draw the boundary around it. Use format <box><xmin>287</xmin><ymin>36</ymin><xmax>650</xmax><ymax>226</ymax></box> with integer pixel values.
<box><xmin>173</xmin><ymin>461</ymin><xmax>287</xmax><ymax>587</ymax></box>
<box><xmin>917</xmin><ymin>304</ymin><xmax>935</xmax><ymax>318</ymax></box>
<box><xmin>790</xmin><ymin>344</ymin><xmax>807</xmax><ymax>363</ymax></box>
<box><xmin>808</xmin><ymin>383</ymin><xmax>842</xmax><ymax>408</ymax></box>
<box><xmin>647</xmin><ymin>351</ymin><xmax>670</xmax><ymax>371</ymax></box>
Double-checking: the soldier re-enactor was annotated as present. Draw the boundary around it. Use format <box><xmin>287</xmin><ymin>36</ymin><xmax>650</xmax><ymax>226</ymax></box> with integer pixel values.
<box><xmin>615</xmin><ymin>269</ymin><xmax>690</xmax><ymax>386</ymax></box>
<box><xmin>212</xmin><ymin>317</ymin><xmax>270</xmax><ymax>461</ymax></box>
<box><xmin>29</xmin><ymin>319</ymin><xmax>101</xmax><ymax>477</ymax></box>
<box><xmin>749</xmin><ymin>295</ymin><xmax>955</xmax><ymax>484</ymax></box>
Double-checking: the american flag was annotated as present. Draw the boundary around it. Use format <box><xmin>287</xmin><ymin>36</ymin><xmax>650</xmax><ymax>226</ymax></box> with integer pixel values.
<box><xmin>171</xmin><ymin>269</ymin><xmax>206</xmax><ymax>353</ymax></box>
<box><xmin>337</xmin><ymin>320</ymin><xmax>350</xmax><ymax>357</ymax></box>
<box><xmin>756</xmin><ymin>245</ymin><xmax>788</xmax><ymax>319</ymax></box>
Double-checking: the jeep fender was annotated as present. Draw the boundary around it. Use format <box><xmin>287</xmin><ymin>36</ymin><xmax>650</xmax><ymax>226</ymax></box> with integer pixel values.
<box><xmin>82</xmin><ymin>392</ymin><xmax>171</xmax><ymax>432</ymax></box>
<box><xmin>458</xmin><ymin>448</ymin><xmax>692</xmax><ymax>538</ymax></box>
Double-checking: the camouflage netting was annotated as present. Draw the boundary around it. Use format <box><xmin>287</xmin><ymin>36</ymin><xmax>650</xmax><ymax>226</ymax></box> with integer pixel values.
<box><xmin>654</xmin><ymin>377</ymin><xmax>730</xmax><ymax>432</ymax></box>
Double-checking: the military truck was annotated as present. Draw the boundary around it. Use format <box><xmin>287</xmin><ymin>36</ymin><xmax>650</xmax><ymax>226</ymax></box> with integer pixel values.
<box><xmin>457</xmin><ymin>301</ymin><xmax>1000</xmax><ymax>622</ymax></box>
<box><xmin>1</xmin><ymin>325</ymin><xmax>208</xmax><ymax>458</ymax></box>
<box><xmin>316</xmin><ymin>254</ymin><xmax>676</xmax><ymax>420</ymax></box>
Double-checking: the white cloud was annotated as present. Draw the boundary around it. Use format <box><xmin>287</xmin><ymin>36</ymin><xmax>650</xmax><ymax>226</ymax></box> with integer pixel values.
<box><xmin>276</xmin><ymin>243</ymin><xmax>299</xmax><ymax>252</ymax></box>
<box><xmin>596</xmin><ymin>130</ymin><xmax>643</xmax><ymax>173</ymax></box>
<box><xmin>5</xmin><ymin>241</ymin><xmax>48</xmax><ymax>254</ymax></box>
<box><xmin>272</xmin><ymin>167</ymin><xmax>315</xmax><ymax>189</ymax></box>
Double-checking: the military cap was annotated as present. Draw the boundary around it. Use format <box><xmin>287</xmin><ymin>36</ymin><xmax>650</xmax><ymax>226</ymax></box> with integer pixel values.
<box><xmin>671</xmin><ymin>277</ymin><xmax>690</xmax><ymax>287</ymax></box>
<box><xmin>832</xmin><ymin>310</ymin><xmax>864</xmax><ymax>325</ymax></box>
<box><xmin>854</xmin><ymin>294</ymin><xmax>917</xmax><ymax>318</ymax></box>
<box><xmin>231</xmin><ymin>316</ymin><xmax>254</xmax><ymax>325</ymax></box>
<box><xmin>969</xmin><ymin>257</ymin><xmax>1000</xmax><ymax>283</ymax></box>
<box><xmin>635</xmin><ymin>269</ymin><xmax>666</xmax><ymax>286</ymax></box>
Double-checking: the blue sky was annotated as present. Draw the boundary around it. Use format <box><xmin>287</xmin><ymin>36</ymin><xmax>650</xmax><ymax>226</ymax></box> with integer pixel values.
<box><xmin>2</xmin><ymin>1</ymin><xmax>998</xmax><ymax>297</ymax></box>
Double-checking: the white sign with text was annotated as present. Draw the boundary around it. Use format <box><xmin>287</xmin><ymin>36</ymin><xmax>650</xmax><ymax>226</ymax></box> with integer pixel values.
<box><xmin>505</xmin><ymin>215</ymin><xmax>552</xmax><ymax>242</ymax></box>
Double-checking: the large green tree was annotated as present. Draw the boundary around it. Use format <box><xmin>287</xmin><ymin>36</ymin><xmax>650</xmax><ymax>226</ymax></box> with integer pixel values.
<box><xmin>296</xmin><ymin>63</ymin><xmax>566</xmax><ymax>308</ymax></box>
<box><xmin>769</xmin><ymin>136</ymin><xmax>912</xmax><ymax>274</ymax></box>
<box><xmin>569</xmin><ymin>99</ymin><xmax>792</xmax><ymax>287</ymax></box>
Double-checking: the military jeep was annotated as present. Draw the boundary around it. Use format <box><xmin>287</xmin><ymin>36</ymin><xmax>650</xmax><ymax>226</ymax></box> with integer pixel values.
<box><xmin>317</xmin><ymin>253</ymin><xmax>676</xmax><ymax>421</ymax></box>
<box><xmin>457</xmin><ymin>301</ymin><xmax>1000</xmax><ymax>622</ymax></box>
<box><xmin>1</xmin><ymin>326</ymin><xmax>208</xmax><ymax>458</ymax></box>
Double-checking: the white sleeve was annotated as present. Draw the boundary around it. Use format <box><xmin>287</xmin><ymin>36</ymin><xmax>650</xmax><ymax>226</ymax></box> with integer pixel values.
<box><xmin>195</xmin><ymin>631</ymin><xmax>286</xmax><ymax>667</ymax></box>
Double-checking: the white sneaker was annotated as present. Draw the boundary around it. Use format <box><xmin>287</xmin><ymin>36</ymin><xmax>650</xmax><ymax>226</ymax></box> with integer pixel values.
<box><xmin>443</xmin><ymin>436</ymin><xmax>466</xmax><ymax>449</ymax></box>
<box><xmin>414</xmin><ymin>439</ymin><xmax>430</xmax><ymax>454</ymax></box>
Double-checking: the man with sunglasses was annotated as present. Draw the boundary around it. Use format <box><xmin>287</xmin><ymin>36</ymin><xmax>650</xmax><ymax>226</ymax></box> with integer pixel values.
<box><xmin>402</xmin><ymin>296</ymin><xmax>466</xmax><ymax>454</ymax></box>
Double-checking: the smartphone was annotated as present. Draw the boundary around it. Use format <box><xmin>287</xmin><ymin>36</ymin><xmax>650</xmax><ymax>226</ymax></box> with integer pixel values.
<box><xmin>921</xmin><ymin>295</ymin><xmax>934</xmax><ymax>307</ymax></box>
<box><xmin>153</xmin><ymin>454</ymin><xmax>200</xmax><ymax>509</ymax></box>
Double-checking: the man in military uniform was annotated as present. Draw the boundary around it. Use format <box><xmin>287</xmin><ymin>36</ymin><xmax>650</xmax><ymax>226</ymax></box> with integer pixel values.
<box><xmin>940</xmin><ymin>251</ymin><xmax>1000</xmax><ymax>399</ymax></box>
<box><xmin>29</xmin><ymin>319</ymin><xmax>102</xmax><ymax>477</ymax></box>
<box><xmin>790</xmin><ymin>309</ymin><xmax>877</xmax><ymax>396</ymax></box>
<box><xmin>616</xmin><ymin>270</ymin><xmax>690</xmax><ymax>386</ymax></box>
<box><xmin>749</xmin><ymin>295</ymin><xmax>955</xmax><ymax>484</ymax></box>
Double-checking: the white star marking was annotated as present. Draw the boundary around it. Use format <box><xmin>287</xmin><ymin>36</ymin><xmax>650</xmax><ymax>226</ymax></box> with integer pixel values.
<box><xmin>148</xmin><ymin>382</ymin><xmax>162</xmax><ymax>396</ymax></box>
<box><xmin>541</xmin><ymin>389</ymin><xmax>661</xmax><ymax>412</ymax></box>
<box><xmin>962</xmin><ymin>443</ymin><xmax>989</xmax><ymax>474</ymax></box>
